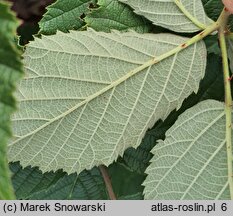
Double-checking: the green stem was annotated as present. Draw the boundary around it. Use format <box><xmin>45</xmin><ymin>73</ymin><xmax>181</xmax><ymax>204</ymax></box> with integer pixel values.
<box><xmin>152</xmin><ymin>21</ymin><xmax>218</xmax><ymax>63</ymax></box>
<box><xmin>218</xmin><ymin>8</ymin><xmax>233</xmax><ymax>200</ymax></box>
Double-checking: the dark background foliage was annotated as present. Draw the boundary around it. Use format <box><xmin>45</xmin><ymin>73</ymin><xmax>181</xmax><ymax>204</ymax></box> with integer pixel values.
<box><xmin>9</xmin><ymin>0</ymin><xmax>54</xmax><ymax>44</ymax></box>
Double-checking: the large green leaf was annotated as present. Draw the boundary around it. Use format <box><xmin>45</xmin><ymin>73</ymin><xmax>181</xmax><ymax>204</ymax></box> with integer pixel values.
<box><xmin>0</xmin><ymin>1</ymin><xmax>23</xmax><ymax>200</ymax></box>
<box><xmin>85</xmin><ymin>0</ymin><xmax>152</xmax><ymax>33</ymax></box>
<box><xmin>143</xmin><ymin>100</ymin><xmax>231</xmax><ymax>199</ymax></box>
<box><xmin>10</xmin><ymin>162</ymin><xmax>65</xmax><ymax>199</ymax></box>
<box><xmin>9</xmin><ymin>29</ymin><xmax>206</xmax><ymax>174</ymax></box>
<box><xmin>10</xmin><ymin>162</ymin><xmax>107</xmax><ymax>199</ymax></box>
<box><xmin>39</xmin><ymin>0</ymin><xmax>97</xmax><ymax>35</ymax></box>
<box><xmin>119</xmin><ymin>0</ymin><xmax>213</xmax><ymax>33</ymax></box>
<box><xmin>0</xmin><ymin>2</ymin><xmax>18</xmax><ymax>39</ymax></box>
<box><xmin>31</xmin><ymin>169</ymin><xmax>107</xmax><ymax>199</ymax></box>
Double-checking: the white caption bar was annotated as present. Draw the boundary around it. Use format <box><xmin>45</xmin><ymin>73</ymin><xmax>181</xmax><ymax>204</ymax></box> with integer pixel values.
<box><xmin>0</xmin><ymin>201</ymin><xmax>232</xmax><ymax>216</ymax></box>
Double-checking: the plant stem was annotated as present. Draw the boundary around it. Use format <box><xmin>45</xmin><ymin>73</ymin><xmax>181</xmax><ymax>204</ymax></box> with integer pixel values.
<box><xmin>152</xmin><ymin>21</ymin><xmax>219</xmax><ymax>64</ymax></box>
<box><xmin>218</xmin><ymin>8</ymin><xmax>233</xmax><ymax>199</ymax></box>
<box><xmin>99</xmin><ymin>165</ymin><xmax>116</xmax><ymax>200</ymax></box>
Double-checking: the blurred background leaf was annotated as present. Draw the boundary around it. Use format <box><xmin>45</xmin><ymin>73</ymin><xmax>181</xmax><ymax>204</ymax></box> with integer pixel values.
<box><xmin>0</xmin><ymin>1</ymin><xmax>23</xmax><ymax>199</ymax></box>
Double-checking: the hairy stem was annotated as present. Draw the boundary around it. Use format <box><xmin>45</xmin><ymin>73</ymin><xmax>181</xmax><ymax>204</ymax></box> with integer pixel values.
<box><xmin>218</xmin><ymin>8</ymin><xmax>233</xmax><ymax>199</ymax></box>
<box><xmin>99</xmin><ymin>165</ymin><xmax>116</xmax><ymax>200</ymax></box>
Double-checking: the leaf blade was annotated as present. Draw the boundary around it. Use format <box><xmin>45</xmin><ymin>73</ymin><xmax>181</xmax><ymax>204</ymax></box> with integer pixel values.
<box><xmin>143</xmin><ymin>100</ymin><xmax>231</xmax><ymax>200</ymax></box>
<box><xmin>39</xmin><ymin>0</ymin><xmax>97</xmax><ymax>35</ymax></box>
<box><xmin>10</xmin><ymin>162</ymin><xmax>108</xmax><ymax>200</ymax></box>
<box><xmin>119</xmin><ymin>0</ymin><xmax>213</xmax><ymax>32</ymax></box>
<box><xmin>9</xmin><ymin>30</ymin><xmax>207</xmax><ymax>174</ymax></box>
